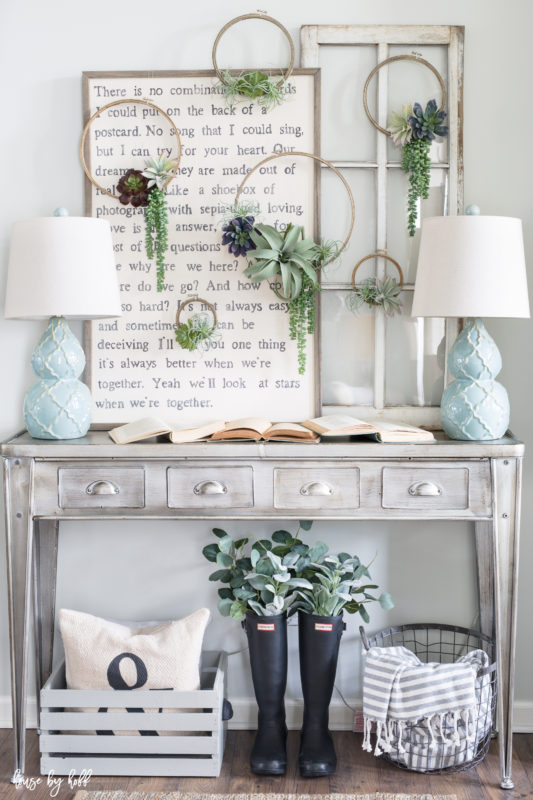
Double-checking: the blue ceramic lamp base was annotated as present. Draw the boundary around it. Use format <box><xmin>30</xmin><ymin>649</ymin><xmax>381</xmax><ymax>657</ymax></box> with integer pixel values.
<box><xmin>441</xmin><ymin>318</ymin><xmax>509</xmax><ymax>441</ymax></box>
<box><xmin>24</xmin><ymin>316</ymin><xmax>92</xmax><ymax>440</ymax></box>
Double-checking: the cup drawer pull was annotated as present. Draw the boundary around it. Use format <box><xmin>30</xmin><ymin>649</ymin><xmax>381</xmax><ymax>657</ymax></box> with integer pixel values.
<box><xmin>408</xmin><ymin>481</ymin><xmax>442</xmax><ymax>497</ymax></box>
<box><xmin>194</xmin><ymin>480</ymin><xmax>228</xmax><ymax>495</ymax></box>
<box><xmin>86</xmin><ymin>480</ymin><xmax>120</xmax><ymax>496</ymax></box>
<box><xmin>300</xmin><ymin>481</ymin><xmax>334</xmax><ymax>497</ymax></box>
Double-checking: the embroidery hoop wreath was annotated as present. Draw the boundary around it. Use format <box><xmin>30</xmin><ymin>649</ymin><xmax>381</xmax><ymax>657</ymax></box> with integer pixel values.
<box><xmin>363</xmin><ymin>54</ymin><xmax>448</xmax><ymax>238</ymax></box>
<box><xmin>362</xmin><ymin>53</ymin><xmax>447</xmax><ymax>137</ymax></box>
<box><xmin>175</xmin><ymin>295</ymin><xmax>219</xmax><ymax>353</ymax></box>
<box><xmin>234</xmin><ymin>150</ymin><xmax>355</xmax><ymax>374</ymax></box>
<box><xmin>212</xmin><ymin>12</ymin><xmax>295</xmax><ymax>107</ymax></box>
<box><xmin>349</xmin><ymin>250</ymin><xmax>404</xmax><ymax>316</ymax></box>
<box><xmin>80</xmin><ymin>98</ymin><xmax>182</xmax><ymax>199</ymax></box>
<box><xmin>80</xmin><ymin>99</ymin><xmax>182</xmax><ymax>291</ymax></box>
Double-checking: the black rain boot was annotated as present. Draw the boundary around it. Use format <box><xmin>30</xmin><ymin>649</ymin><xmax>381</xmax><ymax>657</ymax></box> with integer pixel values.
<box><xmin>244</xmin><ymin>611</ymin><xmax>288</xmax><ymax>775</ymax></box>
<box><xmin>298</xmin><ymin>611</ymin><xmax>344</xmax><ymax>777</ymax></box>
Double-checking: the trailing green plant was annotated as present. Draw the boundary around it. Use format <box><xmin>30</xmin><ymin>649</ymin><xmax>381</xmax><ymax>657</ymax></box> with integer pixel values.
<box><xmin>388</xmin><ymin>99</ymin><xmax>448</xmax><ymax>236</ymax></box>
<box><xmin>347</xmin><ymin>275</ymin><xmax>403</xmax><ymax>317</ymax></box>
<box><xmin>175</xmin><ymin>312</ymin><xmax>219</xmax><ymax>352</ymax></box>
<box><xmin>220</xmin><ymin>70</ymin><xmax>285</xmax><ymax>110</ymax></box>
<box><xmin>244</xmin><ymin>224</ymin><xmax>339</xmax><ymax>374</ymax></box>
<box><xmin>202</xmin><ymin>521</ymin><xmax>314</xmax><ymax>620</ymax></box>
<box><xmin>293</xmin><ymin>551</ymin><xmax>395</xmax><ymax>620</ymax></box>
<box><xmin>142</xmin><ymin>156</ymin><xmax>176</xmax><ymax>291</ymax></box>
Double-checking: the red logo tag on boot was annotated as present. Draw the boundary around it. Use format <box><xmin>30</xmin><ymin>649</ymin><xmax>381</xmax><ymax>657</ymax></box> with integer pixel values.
<box><xmin>257</xmin><ymin>623</ymin><xmax>275</xmax><ymax>631</ymax></box>
<box><xmin>315</xmin><ymin>622</ymin><xmax>333</xmax><ymax>631</ymax></box>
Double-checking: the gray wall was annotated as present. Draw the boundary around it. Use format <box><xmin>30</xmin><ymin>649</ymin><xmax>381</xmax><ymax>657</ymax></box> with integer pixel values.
<box><xmin>1</xmin><ymin>0</ymin><xmax>532</xmax><ymax>722</ymax></box>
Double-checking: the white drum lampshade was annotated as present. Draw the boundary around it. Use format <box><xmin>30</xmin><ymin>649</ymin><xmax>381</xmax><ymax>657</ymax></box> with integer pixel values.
<box><xmin>4</xmin><ymin>214</ymin><xmax>121</xmax><ymax>439</ymax></box>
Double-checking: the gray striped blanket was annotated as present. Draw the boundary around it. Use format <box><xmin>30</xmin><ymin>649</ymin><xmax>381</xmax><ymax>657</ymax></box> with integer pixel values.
<box><xmin>362</xmin><ymin>645</ymin><xmax>490</xmax><ymax>768</ymax></box>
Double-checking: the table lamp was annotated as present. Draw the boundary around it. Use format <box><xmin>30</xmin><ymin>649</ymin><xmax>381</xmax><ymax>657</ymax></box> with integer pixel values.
<box><xmin>412</xmin><ymin>212</ymin><xmax>529</xmax><ymax>440</ymax></box>
<box><xmin>4</xmin><ymin>211</ymin><xmax>121</xmax><ymax>440</ymax></box>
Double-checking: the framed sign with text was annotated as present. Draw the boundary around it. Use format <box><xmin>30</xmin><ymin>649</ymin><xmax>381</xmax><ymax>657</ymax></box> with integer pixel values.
<box><xmin>82</xmin><ymin>70</ymin><xmax>320</xmax><ymax>426</ymax></box>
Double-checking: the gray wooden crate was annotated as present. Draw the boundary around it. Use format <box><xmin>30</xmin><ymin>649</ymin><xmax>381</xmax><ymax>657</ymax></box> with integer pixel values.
<box><xmin>39</xmin><ymin>651</ymin><xmax>228</xmax><ymax>777</ymax></box>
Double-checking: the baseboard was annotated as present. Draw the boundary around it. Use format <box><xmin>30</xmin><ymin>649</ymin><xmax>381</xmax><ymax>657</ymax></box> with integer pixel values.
<box><xmin>1</xmin><ymin>695</ymin><xmax>533</xmax><ymax>732</ymax></box>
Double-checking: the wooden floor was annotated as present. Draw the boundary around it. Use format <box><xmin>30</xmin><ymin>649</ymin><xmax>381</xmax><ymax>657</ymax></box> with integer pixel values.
<box><xmin>0</xmin><ymin>729</ymin><xmax>532</xmax><ymax>800</ymax></box>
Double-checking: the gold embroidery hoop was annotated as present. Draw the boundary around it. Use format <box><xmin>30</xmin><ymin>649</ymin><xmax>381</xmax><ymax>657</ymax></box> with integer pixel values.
<box><xmin>234</xmin><ymin>150</ymin><xmax>355</xmax><ymax>268</ymax></box>
<box><xmin>212</xmin><ymin>12</ymin><xmax>295</xmax><ymax>88</ymax></box>
<box><xmin>176</xmin><ymin>296</ymin><xmax>218</xmax><ymax>331</ymax></box>
<box><xmin>351</xmin><ymin>250</ymin><xmax>404</xmax><ymax>290</ymax></box>
<box><xmin>363</xmin><ymin>54</ymin><xmax>447</xmax><ymax>137</ymax></box>
<box><xmin>80</xmin><ymin>98</ymin><xmax>182</xmax><ymax>200</ymax></box>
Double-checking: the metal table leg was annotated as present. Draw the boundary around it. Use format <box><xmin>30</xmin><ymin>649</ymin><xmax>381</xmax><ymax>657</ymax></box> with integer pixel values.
<box><xmin>4</xmin><ymin>458</ymin><xmax>34</xmax><ymax>783</ymax></box>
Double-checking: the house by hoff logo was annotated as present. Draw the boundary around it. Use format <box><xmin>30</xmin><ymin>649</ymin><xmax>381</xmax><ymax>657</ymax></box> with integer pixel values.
<box><xmin>13</xmin><ymin>769</ymin><xmax>92</xmax><ymax>796</ymax></box>
<box><xmin>257</xmin><ymin>622</ymin><xmax>275</xmax><ymax>631</ymax></box>
<box><xmin>314</xmin><ymin>622</ymin><xmax>333</xmax><ymax>631</ymax></box>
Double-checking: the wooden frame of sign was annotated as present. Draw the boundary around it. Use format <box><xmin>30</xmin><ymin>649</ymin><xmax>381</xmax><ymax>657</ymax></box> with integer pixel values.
<box><xmin>82</xmin><ymin>69</ymin><xmax>321</xmax><ymax>427</ymax></box>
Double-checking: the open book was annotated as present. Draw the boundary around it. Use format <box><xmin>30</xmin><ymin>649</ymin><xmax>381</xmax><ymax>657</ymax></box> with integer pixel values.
<box><xmin>108</xmin><ymin>417</ymin><xmax>225</xmax><ymax>445</ymax></box>
<box><xmin>210</xmin><ymin>417</ymin><xmax>319</xmax><ymax>442</ymax></box>
<box><xmin>301</xmin><ymin>415</ymin><xmax>435</xmax><ymax>443</ymax></box>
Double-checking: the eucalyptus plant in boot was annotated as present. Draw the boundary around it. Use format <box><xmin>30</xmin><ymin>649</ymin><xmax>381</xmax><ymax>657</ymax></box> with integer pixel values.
<box><xmin>294</xmin><ymin>550</ymin><xmax>394</xmax><ymax>777</ymax></box>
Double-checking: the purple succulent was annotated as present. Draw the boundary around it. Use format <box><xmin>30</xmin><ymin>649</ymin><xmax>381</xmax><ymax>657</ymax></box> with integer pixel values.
<box><xmin>222</xmin><ymin>215</ymin><xmax>257</xmax><ymax>257</ymax></box>
<box><xmin>408</xmin><ymin>99</ymin><xmax>448</xmax><ymax>142</ymax></box>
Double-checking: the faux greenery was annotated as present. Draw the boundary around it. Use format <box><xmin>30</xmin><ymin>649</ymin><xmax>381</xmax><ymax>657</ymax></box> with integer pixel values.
<box><xmin>348</xmin><ymin>276</ymin><xmax>403</xmax><ymax>317</ymax></box>
<box><xmin>142</xmin><ymin>156</ymin><xmax>176</xmax><ymax>291</ymax></box>
<box><xmin>293</xmin><ymin>552</ymin><xmax>395</xmax><ymax>619</ymax></box>
<box><xmin>221</xmin><ymin>202</ymin><xmax>260</xmax><ymax>257</ymax></box>
<box><xmin>175</xmin><ymin>312</ymin><xmax>218</xmax><ymax>352</ymax></box>
<box><xmin>388</xmin><ymin>99</ymin><xmax>448</xmax><ymax>236</ymax></box>
<box><xmin>221</xmin><ymin>70</ymin><xmax>285</xmax><ymax>110</ymax></box>
<box><xmin>202</xmin><ymin>522</ymin><xmax>315</xmax><ymax>620</ymax></box>
<box><xmin>117</xmin><ymin>169</ymin><xmax>150</xmax><ymax>207</ymax></box>
<box><xmin>202</xmin><ymin>521</ymin><xmax>394</xmax><ymax>622</ymax></box>
<box><xmin>244</xmin><ymin>224</ymin><xmax>339</xmax><ymax>374</ymax></box>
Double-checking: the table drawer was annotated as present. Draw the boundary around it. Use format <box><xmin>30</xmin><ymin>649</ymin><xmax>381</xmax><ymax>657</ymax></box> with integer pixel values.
<box><xmin>58</xmin><ymin>467</ymin><xmax>145</xmax><ymax>509</ymax></box>
<box><xmin>167</xmin><ymin>466</ymin><xmax>253</xmax><ymax>508</ymax></box>
<box><xmin>382</xmin><ymin>466</ymin><xmax>470</xmax><ymax>510</ymax></box>
<box><xmin>274</xmin><ymin>468</ymin><xmax>360</xmax><ymax>510</ymax></box>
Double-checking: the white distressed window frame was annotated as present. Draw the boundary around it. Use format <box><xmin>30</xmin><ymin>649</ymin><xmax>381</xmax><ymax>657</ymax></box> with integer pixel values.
<box><xmin>301</xmin><ymin>25</ymin><xmax>464</xmax><ymax>427</ymax></box>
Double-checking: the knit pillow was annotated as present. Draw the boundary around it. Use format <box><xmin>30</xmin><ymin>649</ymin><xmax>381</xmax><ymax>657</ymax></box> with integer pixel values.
<box><xmin>59</xmin><ymin>607</ymin><xmax>210</xmax><ymax>692</ymax></box>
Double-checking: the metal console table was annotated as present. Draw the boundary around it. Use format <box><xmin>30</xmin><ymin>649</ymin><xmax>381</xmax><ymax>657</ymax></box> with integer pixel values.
<box><xmin>1</xmin><ymin>429</ymin><xmax>524</xmax><ymax>789</ymax></box>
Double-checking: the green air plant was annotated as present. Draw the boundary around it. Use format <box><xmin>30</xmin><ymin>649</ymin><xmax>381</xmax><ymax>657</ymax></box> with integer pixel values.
<box><xmin>388</xmin><ymin>99</ymin><xmax>448</xmax><ymax>236</ymax></box>
<box><xmin>220</xmin><ymin>70</ymin><xmax>285</xmax><ymax>110</ymax></box>
<box><xmin>202</xmin><ymin>521</ymin><xmax>314</xmax><ymax>620</ymax></box>
<box><xmin>175</xmin><ymin>312</ymin><xmax>218</xmax><ymax>353</ymax></box>
<box><xmin>348</xmin><ymin>275</ymin><xmax>403</xmax><ymax>317</ymax></box>
<box><xmin>142</xmin><ymin>155</ymin><xmax>176</xmax><ymax>291</ymax></box>
<box><xmin>293</xmin><ymin>550</ymin><xmax>395</xmax><ymax>620</ymax></box>
<box><xmin>244</xmin><ymin>224</ymin><xmax>339</xmax><ymax>374</ymax></box>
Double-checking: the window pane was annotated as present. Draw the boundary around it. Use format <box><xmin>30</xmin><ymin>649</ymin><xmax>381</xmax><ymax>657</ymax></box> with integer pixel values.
<box><xmin>385</xmin><ymin>292</ymin><xmax>445</xmax><ymax>406</ymax></box>
<box><xmin>321</xmin><ymin>167</ymin><xmax>377</xmax><ymax>284</ymax></box>
<box><xmin>320</xmin><ymin>45</ymin><xmax>377</xmax><ymax>162</ymax></box>
<box><xmin>321</xmin><ymin>290</ymin><xmax>374</xmax><ymax>405</ymax></box>
<box><xmin>387</xmin><ymin>168</ymin><xmax>448</xmax><ymax>284</ymax></box>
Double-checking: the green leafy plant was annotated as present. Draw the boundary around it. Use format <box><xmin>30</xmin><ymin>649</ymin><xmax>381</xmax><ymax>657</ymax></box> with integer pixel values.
<box><xmin>221</xmin><ymin>70</ymin><xmax>285</xmax><ymax>110</ymax></box>
<box><xmin>221</xmin><ymin>201</ymin><xmax>260</xmax><ymax>257</ymax></box>
<box><xmin>244</xmin><ymin>224</ymin><xmax>339</xmax><ymax>374</ymax></box>
<box><xmin>202</xmin><ymin>522</ymin><xmax>314</xmax><ymax>620</ymax></box>
<box><xmin>388</xmin><ymin>99</ymin><xmax>448</xmax><ymax>236</ymax></box>
<box><xmin>175</xmin><ymin>312</ymin><xmax>218</xmax><ymax>352</ymax></box>
<box><xmin>347</xmin><ymin>276</ymin><xmax>403</xmax><ymax>317</ymax></box>
<box><xmin>142</xmin><ymin>156</ymin><xmax>176</xmax><ymax>291</ymax></box>
<box><xmin>293</xmin><ymin>551</ymin><xmax>395</xmax><ymax>620</ymax></box>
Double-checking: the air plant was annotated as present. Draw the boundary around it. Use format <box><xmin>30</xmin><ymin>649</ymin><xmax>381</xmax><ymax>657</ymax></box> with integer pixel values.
<box><xmin>220</xmin><ymin>70</ymin><xmax>285</xmax><ymax>110</ymax></box>
<box><xmin>388</xmin><ymin>98</ymin><xmax>448</xmax><ymax>236</ymax></box>
<box><xmin>348</xmin><ymin>275</ymin><xmax>403</xmax><ymax>317</ymax></box>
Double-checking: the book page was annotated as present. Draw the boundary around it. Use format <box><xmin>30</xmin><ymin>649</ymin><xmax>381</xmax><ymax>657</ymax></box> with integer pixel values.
<box><xmin>109</xmin><ymin>416</ymin><xmax>170</xmax><ymax>444</ymax></box>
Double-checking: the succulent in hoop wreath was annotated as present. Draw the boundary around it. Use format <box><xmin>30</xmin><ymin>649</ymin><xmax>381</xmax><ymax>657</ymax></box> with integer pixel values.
<box><xmin>117</xmin><ymin>169</ymin><xmax>150</xmax><ymax>207</ymax></box>
<box><xmin>348</xmin><ymin>276</ymin><xmax>403</xmax><ymax>317</ymax></box>
<box><xmin>141</xmin><ymin>156</ymin><xmax>176</xmax><ymax>292</ymax></box>
<box><xmin>388</xmin><ymin>98</ymin><xmax>449</xmax><ymax>236</ymax></box>
<box><xmin>221</xmin><ymin>70</ymin><xmax>285</xmax><ymax>110</ymax></box>
<box><xmin>222</xmin><ymin>215</ymin><xmax>257</xmax><ymax>257</ymax></box>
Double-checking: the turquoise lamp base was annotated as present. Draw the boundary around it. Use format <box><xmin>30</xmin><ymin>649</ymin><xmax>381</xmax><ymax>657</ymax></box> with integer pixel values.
<box><xmin>441</xmin><ymin>318</ymin><xmax>510</xmax><ymax>441</ymax></box>
<box><xmin>24</xmin><ymin>317</ymin><xmax>92</xmax><ymax>440</ymax></box>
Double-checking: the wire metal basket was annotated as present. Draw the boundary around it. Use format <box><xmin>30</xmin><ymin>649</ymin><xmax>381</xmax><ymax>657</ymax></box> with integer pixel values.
<box><xmin>360</xmin><ymin>622</ymin><xmax>497</xmax><ymax>774</ymax></box>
